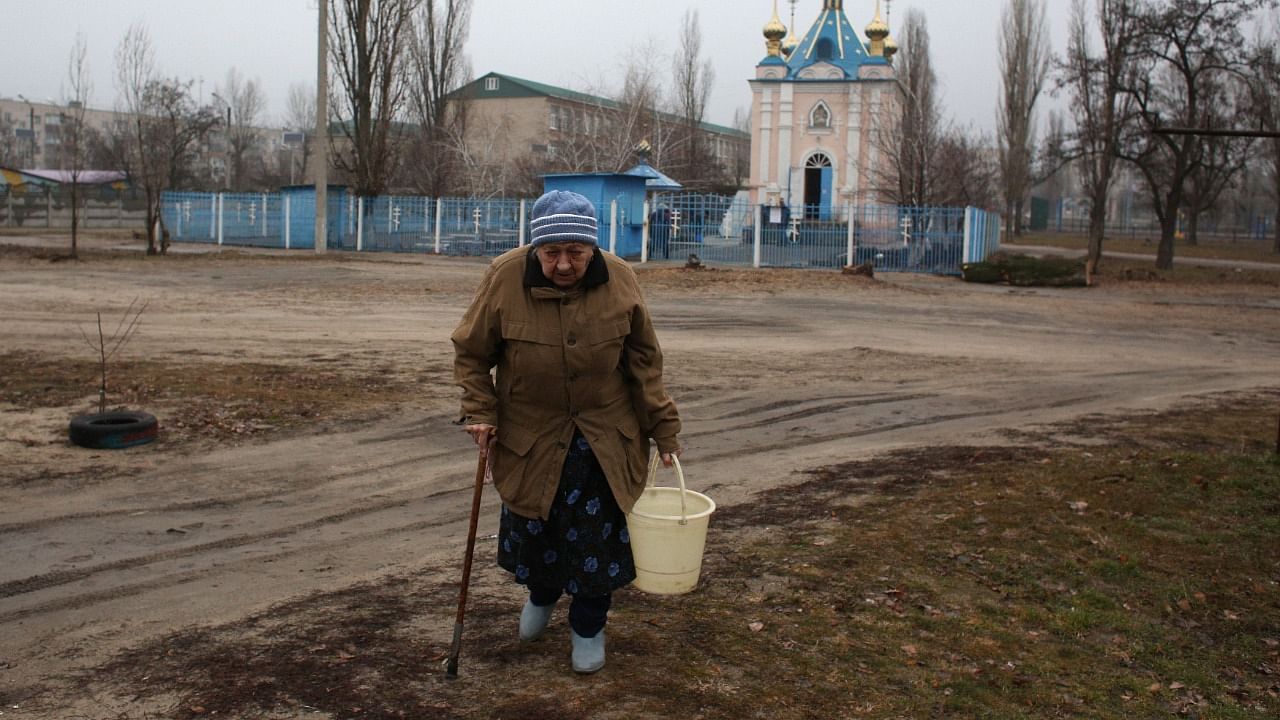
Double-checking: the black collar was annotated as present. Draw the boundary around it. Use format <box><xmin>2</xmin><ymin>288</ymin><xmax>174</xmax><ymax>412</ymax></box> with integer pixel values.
<box><xmin>524</xmin><ymin>246</ymin><xmax>610</xmax><ymax>290</ymax></box>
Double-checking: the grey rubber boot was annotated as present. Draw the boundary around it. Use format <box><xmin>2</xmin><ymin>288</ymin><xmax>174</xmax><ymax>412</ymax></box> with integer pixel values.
<box><xmin>519</xmin><ymin>598</ymin><xmax>556</xmax><ymax>642</ymax></box>
<box><xmin>571</xmin><ymin>629</ymin><xmax>606</xmax><ymax>674</ymax></box>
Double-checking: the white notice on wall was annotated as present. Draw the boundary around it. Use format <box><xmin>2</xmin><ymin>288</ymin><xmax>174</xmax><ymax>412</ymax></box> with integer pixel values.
<box><xmin>769</xmin><ymin>207</ymin><xmax>782</xmax><ymax>224</ymax></box>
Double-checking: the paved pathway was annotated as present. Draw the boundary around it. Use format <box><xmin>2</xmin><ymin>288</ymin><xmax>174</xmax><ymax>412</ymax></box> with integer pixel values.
<box><xmin>1003</xmin><ymin>243</ymin><xmax>1280</xmax><ymax>271</ymax></box>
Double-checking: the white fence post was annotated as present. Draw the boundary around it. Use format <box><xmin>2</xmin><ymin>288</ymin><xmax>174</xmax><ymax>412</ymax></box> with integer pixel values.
<box><xmin>261</xmin><ymin>193</ymin><xmax>268</xmax><ymax>236</ymax></box>
<box><xmin>209</xmin><ymin>194</ymin><xmax>216</xmax><ymax>239</ymax></box>
<box><xmin>434</xmin><ymin>197</ymin><xmax>443</xmax><ymax>254</ymax></box>
<box><xmin>962</xmin><ymin>206</ymin><xmax>973</xmax><ymax>264</ymax></box>
<box><xmin>609</xmin><ymin>200</ymin><xmax>618</xmax><ymax>255</ymax></box>
<box><xmin>356</xmin><ymin>196</ymin><xmax>364</xmax><ymax>251</ymax></box>
<box><xmin>284</xmin><ymin>194</ymin><xmax>291</xmax><ymax>249</ymax></box>
<box><xmin>753</xmin><ymin>203</ymin><xmax>763</xmax><ymax>268</ymax></box>
<box><xmin>641</xmin><ymin>199</ymin><xmax>650</xmax><ymax>263</ymax></box>
<box><xmin>846</xmin><ymin>202</ymin><xmax>855</xmax><ymax>267</ymax></box>
<box><xmin>517</xmin><ymin>199</ymin><xmax>526</xmax><ymax>247</ymax></box>
<box><xmin>217</xmin><ymin>193</ymin><xmax>224</xmax><ymax>246</ymax></box>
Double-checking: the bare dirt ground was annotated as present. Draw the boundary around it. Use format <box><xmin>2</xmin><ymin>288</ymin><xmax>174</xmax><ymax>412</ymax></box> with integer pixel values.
<box><xmin>1</xmin><ymin>234</ymin><xmax>1278</xmax><ymax>718</ymax></box>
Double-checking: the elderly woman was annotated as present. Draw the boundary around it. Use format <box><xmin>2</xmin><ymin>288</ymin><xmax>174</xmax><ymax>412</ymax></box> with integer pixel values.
<box><xmin>451</xmin><ymin>190</ymin><xmax>681</xmax><ymax>674</ymax></box>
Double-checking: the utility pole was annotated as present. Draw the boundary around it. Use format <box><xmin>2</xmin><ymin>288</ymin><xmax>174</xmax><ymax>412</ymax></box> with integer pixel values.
<box><xmin>314</xmin><ymin>0</ymin><xmax>329</xmax><ymax>254</ymax></box>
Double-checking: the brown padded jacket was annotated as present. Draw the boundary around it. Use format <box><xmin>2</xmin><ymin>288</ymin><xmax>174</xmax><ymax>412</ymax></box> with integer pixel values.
<box><xmin>451</xmin><ymin>245</ymin><xmax>681</xmax><ymax>519</ymax></box>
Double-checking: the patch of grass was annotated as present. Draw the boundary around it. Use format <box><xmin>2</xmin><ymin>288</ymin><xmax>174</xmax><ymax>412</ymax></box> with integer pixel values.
<box><xmin>963</xmin><ymin>252</ymin><xmax>1087</xmax><ymax>286</ymax></box>
<box><xmin>0</xmin><ymin>350</ymin><xmax>441</xmax><ymax>445</ymax></box>
<box><xmin>85</xmin><ymin>395</ymin><xmax>1280</xmax><ymax>719</ymax></box>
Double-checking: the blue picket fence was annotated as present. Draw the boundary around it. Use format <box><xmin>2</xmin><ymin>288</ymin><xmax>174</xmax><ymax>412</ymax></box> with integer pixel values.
<box><xmin>161</xmin><ymin>190</ymin><xmax>1000</xmax><ymax>275</ymax></box>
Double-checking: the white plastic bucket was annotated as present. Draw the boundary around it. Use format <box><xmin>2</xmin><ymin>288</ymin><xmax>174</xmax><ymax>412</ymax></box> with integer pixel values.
<box><xmin>626</xmin><ymin>454</ymin><xmax>715</xmax><ymax>595</ymax></box>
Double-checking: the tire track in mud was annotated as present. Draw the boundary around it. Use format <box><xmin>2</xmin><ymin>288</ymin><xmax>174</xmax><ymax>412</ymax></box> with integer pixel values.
<box><xmin>0</xmin><ymin>480</ymin><xmax>466</xmax><ymax>603</ymax></box>
<box><xmin>686</xmin><ymin>392</ymin><xmax>1107</xmax><ymax>461</ymax></box>
<box><xmin>0</xmin><ymin>506</ymin><xmax>472</xmax><ymax>625</ymax></box>
<box><xmin>0</xmin><ymin>390</ymin><xmax>1075</xmax><ymax>610</ymax></box>
<box><xmin>703</xmin><ymin>393</ymin><xmax>935</xmax><ymax>428</ymax></box>
<box><xmin>0</xmin><ymin>439</ymin><xmax>468</xmax><ymax>536</ymax></box>
<box><xmin>0</xmin><ymin>370</ymin><xmax>1254</xmax><ymax>628</ymax></box>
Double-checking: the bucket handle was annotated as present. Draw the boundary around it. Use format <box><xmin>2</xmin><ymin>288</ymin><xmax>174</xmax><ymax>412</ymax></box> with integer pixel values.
<box><xmin>646</xmin><ymin>451</ymin><xmax>688</xmax><ymax>525</ymax></box>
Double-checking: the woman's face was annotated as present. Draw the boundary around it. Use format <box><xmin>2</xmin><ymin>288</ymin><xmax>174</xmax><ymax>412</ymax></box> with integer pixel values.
<box><xmin>537</xmin><ymin>242</ymin><xmax>592</xmax><ymax>289</ymax></box>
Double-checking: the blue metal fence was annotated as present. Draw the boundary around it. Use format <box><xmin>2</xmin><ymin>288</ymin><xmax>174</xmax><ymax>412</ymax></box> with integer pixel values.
<box><xmin>160</xmin><ymin>190</ymin><xmax>1000</xmax><ymax>274</ymax></box>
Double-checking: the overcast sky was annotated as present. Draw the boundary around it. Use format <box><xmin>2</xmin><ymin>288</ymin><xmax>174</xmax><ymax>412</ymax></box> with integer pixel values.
<box><xmin>4</xmin><ymin>1</ymin><xmax>1076</xmax><ymax>132</ymax></box>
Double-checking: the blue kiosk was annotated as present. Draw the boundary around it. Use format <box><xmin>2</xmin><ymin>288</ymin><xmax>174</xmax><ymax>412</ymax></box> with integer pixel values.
<box><xmin>542</xmin><ymin>172</ymin><xmax>647</xmax><ymax>258</ymax></box>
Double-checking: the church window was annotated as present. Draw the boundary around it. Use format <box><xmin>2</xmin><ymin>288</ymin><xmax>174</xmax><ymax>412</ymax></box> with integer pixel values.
<box><xmin>816</xmin><ymin>38</ymin><xmax>834</xmax><ymax>61</ymax></box>
<box><xmin>805</xmin><ymin>153</ymin><xmax>832</xmax><ymax>169</ymax></box>
<box><xmin>809</xmin><ymin>102</ymin><xmax>832</xmax><ymax>129</ymax></box>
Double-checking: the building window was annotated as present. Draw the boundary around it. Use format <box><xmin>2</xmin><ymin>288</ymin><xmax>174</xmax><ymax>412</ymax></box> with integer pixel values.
<box><xmin>816</xmin><ymin>38</ymin><xmax>834</xmax><ymax>61</ymax></box>
<box><xmin>806</xmin><ymin>153</ymin><xmax>832</xmax><ymax>169</ymax></box>
<box><xmin>809</xmin><ymin>102</ymin><xmax>832</xmax><ymax>129</ymax></box>
<box><xmin>549</xmin><ymin>106</ymin><xmax>561</xmax><ymax>130</ymax></box>
<box><xmin>485</xmin><ymin>77</ymin><xmax>499</xmax><ymax>91</ymax></box>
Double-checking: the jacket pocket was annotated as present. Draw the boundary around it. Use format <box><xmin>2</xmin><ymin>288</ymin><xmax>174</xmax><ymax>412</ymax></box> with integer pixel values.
<box><xmin>583</xmin><ymin>318</ymin><xmax>631</xmax><ymax>374</ymax></box>
<box><xmin>501</xmin><ymin>320</ymin><xmax>559</xmax><ymax>345</ymax></box>
<box><xmin>493</xmin><ymin>423</ymin><xmax>539</xmax><ymax>507</ymax></box>
<box><xmin>583</xmin><ymin>318</ymin><xmax>631</xmax><ymax>345</ymax></box>
<box><xmin>615</xmin><ymin>413</ymin><xmax>645</xmax><ymax>476</ymax></box>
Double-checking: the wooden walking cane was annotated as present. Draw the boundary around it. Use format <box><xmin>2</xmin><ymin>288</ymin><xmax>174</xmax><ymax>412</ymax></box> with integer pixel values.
<box><xmin>445</xmin><ymin>444</ymin><xmax>488</xmax><ymax>679</ymax></box>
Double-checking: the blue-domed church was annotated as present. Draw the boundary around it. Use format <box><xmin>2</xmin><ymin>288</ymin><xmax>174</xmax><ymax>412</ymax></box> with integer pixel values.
<box><xmin>749</xmin><ymin>1</ymin><xmax>901</xmax><ymax>216</ymax></box>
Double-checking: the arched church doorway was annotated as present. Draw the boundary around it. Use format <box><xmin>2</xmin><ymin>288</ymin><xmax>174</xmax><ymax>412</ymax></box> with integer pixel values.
<box><xmin>803</xmin><ymin>153</ymin><xmax>833</xmax><ymax>220</ymax></box>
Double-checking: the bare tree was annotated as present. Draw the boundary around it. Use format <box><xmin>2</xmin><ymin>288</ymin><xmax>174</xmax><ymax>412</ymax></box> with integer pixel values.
<box><xmin>617</xmin><ymin>40</ymin><xmax>673</xmax><ymax>171</ymax></box>
<box><xmin>670</xmin><ymin>8</ymin><xmax>716</xmax><ymax>189</ymax></box>
<box><xmin>1118</xmin><ymin>0</ymin><xmax>1272</xmax><ymax>270</ymax></box>
<box><xmin>997</xmin><ymin>0</ymin><xmax>1052</xmax><ymax>236</ymax></box>
<box><xmin>872</xmin><ymin>8</ymin><xmax>943</xmax><ymax>207</ymax></box>
<box><xmin>64</xmin><ymin>31</ymin><xmax>94</xmax><ymax>259</ymax></box>
<box><xmin>284</xmin><ymin>82</ymin><xmax>317</xmax><ymax>184</ymax></box>
<box><xmin>1184</xmin><ymin>70</ymin><xmax>1254</xmax><ymax>243</ymax></box>
<box><xmin>406</xmin><ymin>0</ymin><xmax>471</xmax><ymax>195</ymax></box>
<box><xmin>1059</xmin><ymin>0</ymin><xmax>1141</xmax><ymax>277</ymax></box>
<box><xmin>216</xmin><ymin>67</ymin><xmax>266</xmax><ymax>191</ymax></box>
<box><xmin>329</xmin><ymin>0</ymin><xmax>419</xmax><ymax>196</ymax></box>
<box><xmin>935</xmin><ymin>125</ymin><xmax>1001</xmax><ymax>210</ymax></box>
<box><xmin>1247</xmin><ymin>24</ymin><xmax>1280</xmax><ymax>252</ymax></box>
<box><xmin>0</xmin><ymin>115</ymin><xmax>20</xmax><ymax>167</ymax></box>
<box><xmin>114</xmin><ymin>23</ymin><xmax>219</xmax><ymax>255</ymax></box>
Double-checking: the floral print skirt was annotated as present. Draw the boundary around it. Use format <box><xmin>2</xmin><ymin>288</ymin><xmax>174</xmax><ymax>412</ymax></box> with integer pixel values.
<box><xmin>497</xmin><ymin>431</ymin><xmax>636</xmax><ymax>597</ymax></box>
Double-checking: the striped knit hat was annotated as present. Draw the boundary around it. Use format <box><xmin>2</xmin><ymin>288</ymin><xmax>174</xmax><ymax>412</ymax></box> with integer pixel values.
<box><xmin>529</xmin><ymin>190</ymin><xmax>598</xmax><ymax>248</ymax></box>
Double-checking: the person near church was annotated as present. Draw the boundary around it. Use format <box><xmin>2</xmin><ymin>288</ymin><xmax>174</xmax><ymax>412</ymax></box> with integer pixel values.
<box><xmin>451</xmin><ymin>189</ymin><xmax>682</xmax><ymax>674</ymax></box>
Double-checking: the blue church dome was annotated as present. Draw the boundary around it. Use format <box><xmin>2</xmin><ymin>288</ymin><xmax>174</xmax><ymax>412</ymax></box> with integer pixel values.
<box><xmin>783</xmin><ymin>1</ymin><xmax>889</xmax><ymax>79</ymax></box>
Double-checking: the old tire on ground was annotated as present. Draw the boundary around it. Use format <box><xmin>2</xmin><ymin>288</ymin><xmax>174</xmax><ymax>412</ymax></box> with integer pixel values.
<box><xmin>69</xmin><ymin>411</ymin><xmax>159</xmax><ymax>449</ymax></box>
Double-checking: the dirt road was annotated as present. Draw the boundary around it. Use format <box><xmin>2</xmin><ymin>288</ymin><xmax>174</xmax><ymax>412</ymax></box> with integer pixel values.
<box><xmin>1</xmin><ymin>237</ymin><xmax>1277</xmax><ymax>715</ymax></box>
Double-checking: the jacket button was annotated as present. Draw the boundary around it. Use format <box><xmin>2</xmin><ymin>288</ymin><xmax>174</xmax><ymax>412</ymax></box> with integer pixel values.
<box><xmin>567</xmin><ymin>336</ymin><xmax>577</xmax><ymax>346</ymax></box>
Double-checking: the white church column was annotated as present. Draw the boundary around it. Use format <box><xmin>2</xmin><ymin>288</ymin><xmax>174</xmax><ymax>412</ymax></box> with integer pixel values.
<box><xmin>778</xmin><ymin>84</ymin><xmax>794</xmax><ymax>205</ymax></box>
<box><xmin>759</xmin><ymin>87</ymin><xmax>774</xmax><ymax>197</ymax></box>
<box><xmin>845</xmin><ymin>83</ymin><xmax>862</xmax><ymax>201</ymax></box>
<box><xmin>867</xmin><ymin>85</ymin><xmax>882</xmax><ymax>197</ymax></box>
